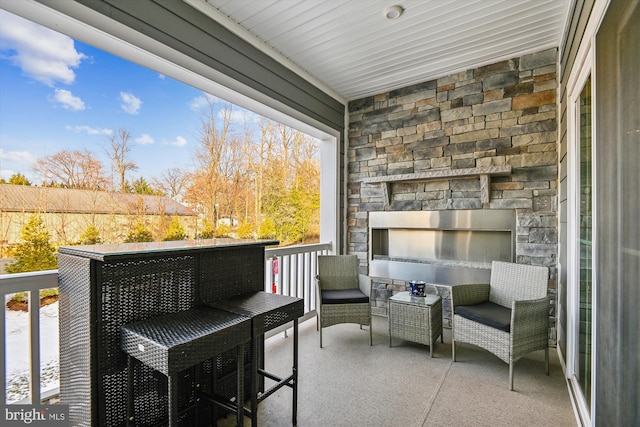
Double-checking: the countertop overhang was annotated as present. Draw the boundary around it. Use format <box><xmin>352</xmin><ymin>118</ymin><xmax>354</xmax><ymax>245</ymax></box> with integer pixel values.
<box><xmin>58</xmin><ymin>238</ymin><xmax>280</xmax><ymax>261</ymax></box>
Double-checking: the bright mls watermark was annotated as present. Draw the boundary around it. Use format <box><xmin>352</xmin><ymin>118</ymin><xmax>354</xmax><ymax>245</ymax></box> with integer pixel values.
<box><xmin>2</xmin><ymin>406</ymin><xmax>68</xmax><ymax>426</ymax></box>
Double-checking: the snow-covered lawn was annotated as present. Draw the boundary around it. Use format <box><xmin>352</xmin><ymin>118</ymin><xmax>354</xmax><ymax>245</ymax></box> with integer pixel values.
<box><xmin>5</xmin><ymin>300</ymin><xmax>59</xmax><ymax>403</ymax></box>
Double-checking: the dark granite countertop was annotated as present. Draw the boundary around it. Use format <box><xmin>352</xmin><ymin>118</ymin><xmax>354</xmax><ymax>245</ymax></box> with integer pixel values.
<box><xmin>58</xmin><ymin>238</ymin><xmax>279</xmax><ymax>261</ymax></box>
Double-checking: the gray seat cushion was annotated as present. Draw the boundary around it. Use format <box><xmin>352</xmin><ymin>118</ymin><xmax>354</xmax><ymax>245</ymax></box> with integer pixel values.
<box><xmin>455</xmin><ymin>301</ymin><xmax>512</xmax><ymax>332</ymax></box>
<box><xmin>321</xmin><ymin>289</ymin><xmax>369</xmax><ymax>305</ymax></box>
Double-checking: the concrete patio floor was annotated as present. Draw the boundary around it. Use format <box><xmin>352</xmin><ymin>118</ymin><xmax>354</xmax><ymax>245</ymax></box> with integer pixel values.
<box><xmin>219</xmin><ymin>314</ymin><xmax>577</xmax><ymax>427</ymax></box>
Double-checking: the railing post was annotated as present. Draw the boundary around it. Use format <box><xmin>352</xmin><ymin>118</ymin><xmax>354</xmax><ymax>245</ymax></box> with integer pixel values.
<box><xmin>1</xmin><ymin>303</ymin><xmax>5</xmax><ymax>405</ymax></box>
<box><xmin>28</xmin><ymin>289</ymin><xmax>41</xmax><ymax>405</ymax></box>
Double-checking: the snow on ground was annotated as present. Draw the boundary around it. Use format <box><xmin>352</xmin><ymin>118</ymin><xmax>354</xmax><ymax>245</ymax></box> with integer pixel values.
<box><xmin>5</xmin><ymin>300</ymin><xmax>60</xmax><ymax>403</ymax></box>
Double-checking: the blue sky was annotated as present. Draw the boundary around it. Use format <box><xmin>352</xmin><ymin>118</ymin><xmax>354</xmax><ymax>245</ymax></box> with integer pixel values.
<box><xmin>0</xmin><ymin>9</ymin><xmax>255</xmax><ymax>185</ymax></box>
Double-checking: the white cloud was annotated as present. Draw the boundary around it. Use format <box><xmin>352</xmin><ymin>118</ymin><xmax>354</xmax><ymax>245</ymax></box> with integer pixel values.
<box><xmin>189</xmin><ymin>92</ymin><xmax>260</xmax><ymax>125</ymax></box>
<box><xmin>65</xmin><ymin>125</ymin><xmax>112</xmax><ymax>135</ymax></box>
<box><xmin>136</xmin><ymin>134</ymin><xmax>154</xmax><ymax>145</ymax></box>
<box><xmin>52</xmin><ymin>89</ymin><xmax>85</xmax><ymax>111</ymax></box>
<box><xmin>158</xmin><ymin>73</ymin><xmax>166</xmax><ymax>80</ymax></box>
<box><xmin>0</xmin><ymin>148</ymin><xmax>36</xmax><ymax>164</ymax></box>
<box><xmin>188</xmin><ymin>92</ymin><xmax>219</xmax><ymax>111</ymax></box>
<box><xmin>169</xmin><ymin>136</ymin><xmax>187</xmax><ymax>147</ymax></box>
<box><xmin>120</xmin><ymin>92</ymin><xmax>142</xmax><ymax>114</ymax></box>
<box><xmin>0</xmin><ymin>10</ymin><xmax>86</xmax><ymax>86</ymax></box>
<box><xmin>0</xmin><ymin>169</ymin><xmax>15</xmax><ymax>181</ymax></box>
<box><xmin>224</xmin><ymin>109</ymin><xmax>261</xmax><ymax>125</ymax></box>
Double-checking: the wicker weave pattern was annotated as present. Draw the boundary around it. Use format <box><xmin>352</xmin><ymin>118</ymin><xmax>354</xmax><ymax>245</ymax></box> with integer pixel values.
<box><xmin>121</xmin><ymin>308</ymin><xmax>250</xmax><ymax>426</ymax></box>
<box><xmin>490</xmin><ymin>261</ymin><xmax>549</xmax><ymax>307</ymax></box>
<box><xmin>209</xmin><ymin>291</ymin><xmax>304</xmax><ymax>335</ymax></box>
<box><xmin>510</xmin><ymin>297</ymin><xmax>550</xmax><ymax>359</ymax></box>
<box><xmin>317</xmin><ymin>255</ymin><xmax>359</xmax><ymax>290</ymax></box>
<box><xmin>211</xmin><ymin>346</ymin><xmax>252</xmax><ymax>382</ymax></box>
<box><xmin>389</xmin><ymin>293</ymin><xmax>443</xmax><ymax>357</ymax></box>
<box><xmin>58</xmin><ymin>254</ymin><xmax>93</xmax><ymax>425</ymax></box>
<box><xmin>450</xmin><ymin>283</ymin><xmax>490</xmax><ymax>306</ymax></box>
<box><xmin>316</xmin><ymin>255</ymin><xmax>372</xmax><ymax>347</ymax></box>
<box><xmin>451</xmin><ymin>261</ymin><xmax>549</xmax><ymax>390</ymax></box>
<box><xmin>99</xmin><ymin>255</ymin><xmax>198</xmax><ymax>373</ymax></box>
<box><xmin>121</xmin><ymin>307</ymin><xmax>250</xmax><ymax>376</ymax></box>
<box><xmin>319</xmin><ymin>302</ymin><xmax>371</xmax><ymax>328</ymax></box>
<box><xmin>129</xmin><ymin>365</ymin><xmax>172</xmax><ymax>425</ymax></box>
<box><xmin>198</xmin><ymin>246</ymin><xmax>265</xmax><ymax>302</ymax></box>
<box><xmin>454</xmin><ymin>316</ymin><xmax>511</xmax><ymax>361</ymax></box>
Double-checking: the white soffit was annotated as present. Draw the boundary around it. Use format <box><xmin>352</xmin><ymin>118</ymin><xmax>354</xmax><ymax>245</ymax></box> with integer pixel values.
<box><xmin>191</xmin><ymin>0</ymin><xmax>571</xmax><ymax>101</ymax></box>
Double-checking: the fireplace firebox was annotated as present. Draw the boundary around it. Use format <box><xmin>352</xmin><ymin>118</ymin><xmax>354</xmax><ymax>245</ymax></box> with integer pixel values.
<box><xmin>369</xmin><ymin>209</ymin><xmax>516</xmax><ymax>285</ymax></box>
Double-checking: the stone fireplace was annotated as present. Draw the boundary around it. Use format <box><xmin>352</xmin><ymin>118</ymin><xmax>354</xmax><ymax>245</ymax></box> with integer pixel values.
<box><xmin>347</xmin><ymin>48</ymin><xmax>558</xmax><ymax>338</ymax></box>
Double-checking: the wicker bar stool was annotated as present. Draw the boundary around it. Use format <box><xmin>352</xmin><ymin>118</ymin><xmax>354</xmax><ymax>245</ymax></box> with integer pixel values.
<box><xmin>209</xmin><ymin>291</ymin><xmax>304</xmax><ymax>427</ymax></box>
<box><xmin>121</xmin><ymin>307</ymin><xmax>251</xmax><ymax>426</ymax></box>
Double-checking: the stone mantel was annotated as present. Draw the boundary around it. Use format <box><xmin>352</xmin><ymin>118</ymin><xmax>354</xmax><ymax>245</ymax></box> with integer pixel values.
<box><xmin>362</xmin><ymin>166</ymin><xmax>512</xmax><ymax>206</ymax></box>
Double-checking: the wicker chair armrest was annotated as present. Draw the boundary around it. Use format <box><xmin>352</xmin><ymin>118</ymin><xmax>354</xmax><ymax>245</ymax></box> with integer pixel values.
<box><xmin>358</xmin><ymin>275</ymin><xmax>371</xmax><ymax>298</ymax></box>
<box><xmin>316</xmin><ymin>275</ymin><xmax>333</xmax><ymax>292</ymax></box>
<box><xmin>315</xmin><ymin>276</ymin><xmax>322</xmax><ymax>307</ymax></box>
<box><xmin>511</xmin><ymin>296</ymin><xmax>550</xmax><ymax>336</ymax></box>
<box><xmin>450</xmin><ymin>283</ymin><xmax>490</xmax><ymax>308</ymax></box>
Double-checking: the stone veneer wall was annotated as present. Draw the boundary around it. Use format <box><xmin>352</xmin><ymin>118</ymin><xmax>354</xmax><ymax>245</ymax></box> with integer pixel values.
<box><xmin>347</xmin><ymin>48</ymin><xmax>558</xmax><ymax>341</ymax></box>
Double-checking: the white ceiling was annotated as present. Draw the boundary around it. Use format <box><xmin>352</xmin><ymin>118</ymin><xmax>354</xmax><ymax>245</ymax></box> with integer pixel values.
<box><xmin>190</xmin><ymin>0</ymin><xmax>572</xmax><ymax>102</ymax></box>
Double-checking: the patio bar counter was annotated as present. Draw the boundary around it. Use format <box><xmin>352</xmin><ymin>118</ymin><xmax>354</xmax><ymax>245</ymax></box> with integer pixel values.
<box><xmin>58</xmin><ymin>238</ymin><xmax>277</xmax><ymax>426</ymax></box>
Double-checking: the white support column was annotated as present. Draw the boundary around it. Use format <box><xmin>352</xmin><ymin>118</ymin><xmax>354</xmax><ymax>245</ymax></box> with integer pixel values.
<box><xmin>320</xmin><ymin>134</ymin><xmax>339</xmax><ymax>254</ymax></box>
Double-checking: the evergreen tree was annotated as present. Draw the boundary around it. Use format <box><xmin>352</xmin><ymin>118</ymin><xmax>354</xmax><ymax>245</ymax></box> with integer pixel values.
<box><xmin>289</xmin><ymin>179</ymin><xmax>320</xmax><ymax>243</ymax></box>
<box><xmin>237</xmin><ymin>219</ymin><xmax>254</xmax><ymax>239</ymax></box>
<box><xmin>6</xmin><ymin>215</ymin><xmax>57</xmax><ymax>273</ymax></box>
<box><xmin>1</xmin><ymin>173</ymin><xmax>31</xmax><ymax>185</ymax></box>
<box><xmin>257</xmin><ymin>217</ymin><xmax>276</xmax><ymax>240</ymax></box>
<box><xmin>78</xmin><ymin>225</ymin><xmax>102</xmax><ymax>245</ymax></box>
<box><xmin>163</xmin><ymin>217</ymin><xmax>187</xmax><ymax>241</ymax></box>
<box><xmin>215</xmin><ymin>222</ymin><xmax>232</xmax><ymax>238</ymax></box>
<box><xmin>7</xmin><ymin>173</ymin><xmax>31</xmax><ymax>186</ymax></box>
<box><xmin>126</xmin><ymin>176</ymin><xmax>164</xmax><ymax>195</ymax></box>
<box><xmin>197</xmin><ymin>218</ymin><xmax>215</xmax><ymax>239</ymax></box>
<box><xmin>124</xmin><ymin>222</ymin><xmax>153</xmax><ymax>243</ymax></box>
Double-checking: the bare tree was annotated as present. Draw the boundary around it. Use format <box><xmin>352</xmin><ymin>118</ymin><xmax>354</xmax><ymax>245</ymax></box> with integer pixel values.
<box><xmin>219</xmin><ymin>113</ymin><xmax>250</xmax><ymax>224</ymax></box>
<box><xmin>153</xmin><ymin>167</ymin><xmax>188</xmax><ymax>201</ymax></box>
<box><xmin>293</xmin><ymin>131</ymin><xmax>320</xmax><ymax>191</ymax></box>
<box><xmin>245</xmin><ymin>118</ymin><xmax>276</xmax><ymax>227</ymax></box>
<box><xmin>184</xmin><ymin>100</ymin><xmax>237</xmax><ymax>227</ymax></box>
<box><xmin>182</xmin><ymin>100</ymin><xmax>321</xmax><ymax>244</ymax></box>
<box><xmin>106</xmin><ymin>128</ymin><xmax>137</xmax><ymax>192</ymax></box>
<box><xmin>33</xmin><ymin>149</ymin><xmax>109</xmax><ymax>189</ymax></box>
<box><xmin>277</xmin><ymin>123</ymin><xmax>295</xmax><ymax>183</ymax></box>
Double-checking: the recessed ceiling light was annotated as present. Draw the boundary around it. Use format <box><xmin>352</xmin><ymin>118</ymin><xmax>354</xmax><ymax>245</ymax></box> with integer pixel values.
<box><xmin>384</xmin><ymin>5</ymin><xmax>404</xmax><ymax>20</ymax></box>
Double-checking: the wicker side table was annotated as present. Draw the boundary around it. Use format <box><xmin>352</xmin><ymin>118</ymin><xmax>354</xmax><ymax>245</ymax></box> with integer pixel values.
<box><xmin>389</xmin><ymin>292</ymin><xmax>443</xmax><ymax>357</ymax></box>
<box><xmin>121</xmin><ymin>307</ymin><xmax>251</xmax><ymax>426</ymax></box>
<box><xmin>209</xmin><ymin>291</ymin><xmax>304</xmax><ymax>427</ymax></box>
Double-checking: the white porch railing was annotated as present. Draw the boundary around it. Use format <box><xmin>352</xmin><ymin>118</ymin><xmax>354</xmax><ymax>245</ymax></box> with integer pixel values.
<box><xmin>265</xmin><ymin>242</ymin><xmax>331</xmax><ymax>329</ymax></box>
<box><xmin>0</xmin><ymin>270</ymin><xmax>58</xmax><ymax>406</ymax></box>
<box><xmin>1</xmin><ymin>242</ymin><xmax>331</xmax><ymax>405</ymax></box>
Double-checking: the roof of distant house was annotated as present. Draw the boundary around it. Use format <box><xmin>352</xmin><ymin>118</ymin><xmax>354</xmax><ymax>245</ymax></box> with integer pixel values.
<box><xmin>0</xmin><ymin>184</ymin><xmax>196</xmax><ymax>216</ymax></box>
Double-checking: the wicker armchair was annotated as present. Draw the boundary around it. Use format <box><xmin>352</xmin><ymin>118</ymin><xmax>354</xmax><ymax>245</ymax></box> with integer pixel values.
<box><xmin>316</xmin><ymin>255</ymin><xmax>372</xmax><ymax>348</ymax></box>
<box><xmin>451</xmin><ymin>261</ymin><xmax>550</xmax><ymax>390</ymax></box>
